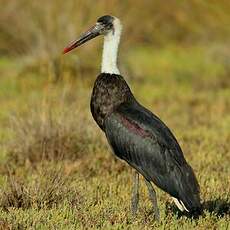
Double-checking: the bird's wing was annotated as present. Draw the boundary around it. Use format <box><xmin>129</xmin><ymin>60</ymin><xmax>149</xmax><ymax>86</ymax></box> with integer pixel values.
<box><xmin>104</xmin><ymin>101</ymin><xmax>200</xmax><ymax>202</ymax></box>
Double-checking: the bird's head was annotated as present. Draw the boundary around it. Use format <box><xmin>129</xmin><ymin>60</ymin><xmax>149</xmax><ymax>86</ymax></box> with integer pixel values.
<box><xmin>63</xmin><ymin>15</ymin><xmax>121</xmax><ymax>54</ymax></box>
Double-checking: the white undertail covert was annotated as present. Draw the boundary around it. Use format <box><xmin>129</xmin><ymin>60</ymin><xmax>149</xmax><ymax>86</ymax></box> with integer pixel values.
<box><xmin>172</xmin><ymin>197</ymin><xmax>189</xmax><ymax>212</ymax></box>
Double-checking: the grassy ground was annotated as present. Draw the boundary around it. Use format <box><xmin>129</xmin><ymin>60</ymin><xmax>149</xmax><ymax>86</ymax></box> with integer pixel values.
<box><xmin>0</xmin><ymin>44</ymin><xmax>229</xmax><ymax>229</ymax></box>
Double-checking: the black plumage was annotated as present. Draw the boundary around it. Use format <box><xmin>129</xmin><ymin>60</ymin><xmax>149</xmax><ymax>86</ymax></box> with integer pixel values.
<box><xmin>91</xmin><ymin>73</ymin><xmax>201</xmax><ymax>213</ymax></box>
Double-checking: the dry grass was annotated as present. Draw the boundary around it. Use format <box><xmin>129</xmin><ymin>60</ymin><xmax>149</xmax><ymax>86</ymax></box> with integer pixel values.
<box><xmin>8</xmin><ymin>111</ymin><xmax>91</xmax><ymax>167</ymax></box>
<box><xmin>0</xmin><ymin>55</ymin><xmax>229</xmax><ymax>228</ymax></box>
<box><xmin>0</xmin><ymin>166</ymin><xmax>75</xmax><ymax>210</ymax></box>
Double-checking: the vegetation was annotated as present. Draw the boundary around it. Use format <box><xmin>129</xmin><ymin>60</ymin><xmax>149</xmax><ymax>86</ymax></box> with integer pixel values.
<box><xmin>0</xmin><ymin>0</ymin><xmax>229</xmax><ymax>229</ymax></box>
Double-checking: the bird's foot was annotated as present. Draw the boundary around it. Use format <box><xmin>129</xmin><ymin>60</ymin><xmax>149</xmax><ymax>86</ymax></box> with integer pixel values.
<box><xmin>154</xmin><ymin>208</ymin><xmax>160</xmax><ymax>221</ymax></box>
<box><xmin>144</xmin><ymin>179</ymin><xmax>160</xmax><ymax>221</ymax></box>
<box><xmin>131</xmin><ymin>171</ymin><xmax>139</xmax><ymax>216</ymax></box>
<box><xmin>131</xmin><ymin>194</ymin><xmax>139</xmax><ymax>216</ymax></box>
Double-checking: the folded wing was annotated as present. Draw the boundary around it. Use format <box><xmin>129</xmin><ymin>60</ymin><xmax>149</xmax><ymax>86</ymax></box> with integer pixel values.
<box><xmin>104</xmin><ymin>101</ymin><xmax>201</xmax><ymax>212</ymax></box>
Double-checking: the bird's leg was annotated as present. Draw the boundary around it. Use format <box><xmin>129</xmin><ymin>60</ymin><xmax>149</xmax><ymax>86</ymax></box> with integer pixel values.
<box><xmin>131</xmin><ymin>171</ymin><xmax>139</xmax><ymax>216</ymax></box>
<box><xmin>144</xmin><ymin>179</ymin><xmax>160</xmax><ymax>221</ymax></box>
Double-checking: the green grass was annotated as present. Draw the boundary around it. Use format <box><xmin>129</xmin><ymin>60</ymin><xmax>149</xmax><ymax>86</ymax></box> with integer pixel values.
<box><xmin>0</xmin><ymin>45</ymin><xmax>229</xmax><ymax>229</ymax></box>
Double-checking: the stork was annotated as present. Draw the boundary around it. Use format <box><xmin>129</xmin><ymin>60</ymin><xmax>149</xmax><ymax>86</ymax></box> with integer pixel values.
<box><xmin>63</xmin><ymin>15</ymin><xmax>201</xmax><ymax>220</ymax></box>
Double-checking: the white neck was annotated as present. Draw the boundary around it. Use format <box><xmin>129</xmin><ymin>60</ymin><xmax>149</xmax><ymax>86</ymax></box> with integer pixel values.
<box><xmin>101</xmin><ymin>18</ymin><xmax>122</xmax><ymax>74</ymax></box>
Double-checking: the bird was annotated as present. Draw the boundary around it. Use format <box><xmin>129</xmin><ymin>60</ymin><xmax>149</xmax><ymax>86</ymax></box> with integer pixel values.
<box><xmin>63</xmin><ymin>15</ymin><xmax>201</xmax><ymax>220</ymax></box>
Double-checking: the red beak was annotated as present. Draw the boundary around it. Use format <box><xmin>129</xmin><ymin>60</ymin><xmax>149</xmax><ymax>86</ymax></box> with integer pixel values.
<box><xmin>63</xmin><ymin>24</ymin><xmax>103</xmax><ymax>54</ymax></box>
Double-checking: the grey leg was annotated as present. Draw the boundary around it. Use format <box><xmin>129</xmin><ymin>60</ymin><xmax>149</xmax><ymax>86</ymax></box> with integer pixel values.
<box><xmin>144</xmin><ymin>179</ymin><xmax>160</xmax><ymax>221</ymax></box>
<box><xmin>131</xmin><ymin>171</ymin><xmax>139</xmax><ymax>215</ymax></box>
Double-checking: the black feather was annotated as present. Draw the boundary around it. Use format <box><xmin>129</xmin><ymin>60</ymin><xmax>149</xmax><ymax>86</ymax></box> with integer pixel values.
<box><xmin>90</xmin><ymin>73</ymin><xmax>201</xmax><ymax>212</ymax></box>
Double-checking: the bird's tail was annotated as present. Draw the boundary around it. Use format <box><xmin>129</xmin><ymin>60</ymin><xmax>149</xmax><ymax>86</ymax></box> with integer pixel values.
<box><xmin>173</xmin><ymin>195</ymin><xmax>202</xmax><ymax>216</ymax></box>
<box><xmin>176</xmin><ymin>164</ymin><xmax>202</xmax><ymax>216</ymax></box>
<box><xmin>172</xmin><ymin>197</ymin><xmax>189</xmax><ymax>212</ymax></box>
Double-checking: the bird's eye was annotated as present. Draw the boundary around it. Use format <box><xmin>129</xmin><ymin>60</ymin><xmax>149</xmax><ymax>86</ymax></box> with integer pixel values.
<box><xmin>105</xmin><ymin>23</ymin><xmax>113</xmax><ymax>30</ymax></box>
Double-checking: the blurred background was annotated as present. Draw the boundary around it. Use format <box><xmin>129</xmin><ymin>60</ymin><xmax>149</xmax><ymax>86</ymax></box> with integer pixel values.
<box><xmin>0</xmin><ymin>1</ymin><xmax>229</xmax><ymax>228</ymax></box>
<box><xmin>1</xmin><ymin>0</ymin><xmax>230</xmax><ymax>82</ymax></box>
